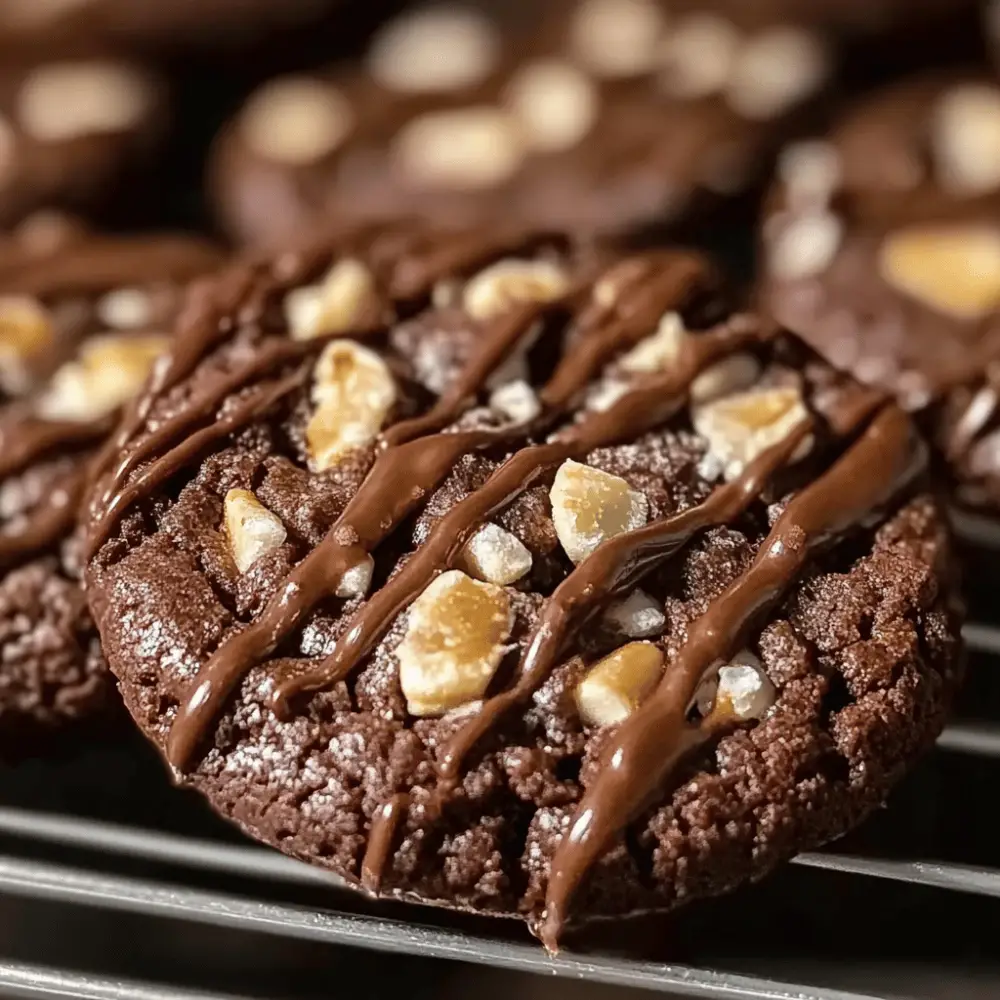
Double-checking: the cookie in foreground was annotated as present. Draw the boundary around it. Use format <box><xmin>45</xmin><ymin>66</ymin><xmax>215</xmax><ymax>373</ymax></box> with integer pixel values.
<box><xmin>83</xmin><ymin>221</ymin><xmax>963</xmax><ymax>950</ymax></box>
<box><xmin>760</xmin><ymin>72</ymin><xmax>1000</xmax><ymax>518</ymax></box>
<box><xmin>0</xmin><ymin>216</ymin><xmax>222</xmax><ymax>734</ymax></box>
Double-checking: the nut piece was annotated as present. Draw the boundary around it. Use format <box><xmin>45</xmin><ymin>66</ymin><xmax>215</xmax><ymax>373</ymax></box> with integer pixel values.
<box><xmin>726</xmin><ymin>28</ymin><xmax>828</xmax><ymax>120</ymax></box>
<box><xmin>306</xmin><ymin>339</ymin><xmax>396</xmax><ymax>471</ymax></box>
<box><xmin>570</xmin><ymin>0</ymin><xmax>667</xmax><ymax>78</ymax></box>
<box><xmin>463</xmin><ymin>258</ymin><xmax>570</xmax><ymax>321</ymax></box>
<box><xmin>368</xmin><ymin>6</ymin><xmax>499</xmax><ymax>94</ymax></box>
<box><xmin>393</xmin><ymin>107</ymin><xmax>525</xmax><ymax>190</ymax></box>
<box><xmin>224</xmin><ymin>489</ymin><xmax>288</xmax><ymax>574</ymax></box>
<box><xmin>240</xmin><ymin>77</ymin><xmax>353</xmax><ymax>164</ymax></box>
<box><xmin>879</xmin><ymin>224</ymin><xmax>1000</xmax><ymax>321</ymax></box>
<box><xmin>18</xmin><ymin>61</ymin><xmax>153</xmax><ymax>142</ymax></box>
<box><xmin>0</xmin><ymin>296</ymin><xmax>53</xmax><ymax>394</ymax></box>
<box><xmin>618</xmin><ymin>312</ymin><xmax>687</xmax><ymax>374</ymax></box>
<box><xmin>932</xmin><ymin>84</ymin><xmax>1000</xmax><ymax>197</ymax></box>
<box><xmin>693</xmin><ymin>385</ymin><xmax>809</xmax><ymax>481</ymax></box>
<box><xmin>660</xmin><ymin>14</ymin><xmax>740</xmax><ymax>99</ymax></box>
<box><xmin>335</xmin><ymin>555</ymin><xmax>375</xmax><ymax>599</ymax></box>
<box><xmin>550</xmin><ymin>460</ymin><xmax>648</xmax><ymax>564</ymax></box>
<box><xmin>96</xmin><ymin>287</ymin><xmax>152</xmax><ymax>330</ymax></box>
<box><xmin>284</xmin><ymin>258</ymin><xmax>375</xmax><ymax>341</ymax></box>
<box><xmin>767</xmin><ymin>211</ymin><xmax>842</xmax><ymax>281</ymax></box>
<box><xmin>576</xmin><ymin>641</ymin><xmax>664</xmax><ymax>727</ymax></box>
<box><xmin>603</xmin><ymin>588</ymin><xmax>665</xmax><ymax>638</ymax></box>
<box><xmin>505</xmin><ymin>60</ymin><xmax>599</xmax><ymax>153</ymax></box>
<box><xmin>489</xmin><ymin>379</ymin><xmax>542</xmax><ymax>424</ymax></box>
<box><xmin>695</xmin><ymin>650</ymin><xmax>775</xmax><ymax>722</ymax></box>
<box><xmin>397</xmin><ymin>569</ymin><xmax>513</xmax><ymax>717</ymax></box>
<box><xmin>36</xmin><ymin>333</ymin><xmax>170</xmax><ymax>422</ymax></box>
<box><xmin>459</xmin><ymin>522</ymin><xmax>533</xmax><ymax>585</ymax></box>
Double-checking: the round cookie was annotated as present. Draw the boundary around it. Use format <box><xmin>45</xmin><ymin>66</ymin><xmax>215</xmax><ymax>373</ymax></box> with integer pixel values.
<box><xmin>0</xmin><ymin>216</ymin><xmax>222</xmax><ymax>733</ymax></box>
<box><xmin>0</xmin><ymin>57</ymin><xmax>165</xmax><ymax>228</ymax></box>
<box><xmin>760</xmin><ymin>72</ymin><xmax>1000</xmax><ymax>516</ymax></box>
<box><xmin>84</xmin><ymin>220</ymin><xmax>961</xmax><ymax>949</ymax></box>
<box><xmin>209</xmin><ymin>0</ymin><xmax>838</xmax><ymax>246</ymax></box>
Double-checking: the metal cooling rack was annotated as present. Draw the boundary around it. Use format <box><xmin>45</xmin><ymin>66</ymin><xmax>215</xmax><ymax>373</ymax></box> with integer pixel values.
<box><xmin>1</xmin><ymin>516</ymin><xmax>1000</xmax><ymax>1000</ymax></box>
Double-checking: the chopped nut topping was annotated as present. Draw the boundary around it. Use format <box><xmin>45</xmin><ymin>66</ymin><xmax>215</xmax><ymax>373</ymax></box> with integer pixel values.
<box><xmin>576</xmin><ymin>641</ymin><xmax>663</xmax><ymax>726</ymax></box>
<box><xmin>0</xmin><ymin>296</ymin><xmax>53</xmax><ymax>394</ymax></box>
<box><xmin>240</xmin><ymin>77</ymin><xmax>353</xmax><ymax>164</ymax></box>
<box><xmin>224</xmin><ymin>489</ymin><xmax>288</xmax><ymax>574</ymax></box>
<box><xmin>570</xmin><ymin>0</ymin><xmax>667</xmax><ymax>78</ymax></box>
<box><xmin>397</xmin><ymin>570</ymin><xmax>513</xmax><ymax>717</ymax></box>
<box><xmin>660</xmin><ymin>14</ymin><xmax>740</xmax><ymax>99</ymax></box>
<box><xmin>463</xmin><ymin>258</ymin><xmax>570</xmax><ymax>321</ymax></box>
<box><xmin>393</xmin><ymin>107</ymin><xmax>525</xmax><ymax>190</ymax></box>
<box><xmin>932</xmin><ymin>84</ymin><xmax>1000</xmax><ymax>197</ymax></box>
<box><xmin>550</xmin><ymin>460</ymin><xmax>648</xmax><ymax>564</ymax></box>
<box><xmin>618</xmin><ymin>312</ymin><xmax>686</xmax><ymax>373</ymax></box>
<box><xmin>768</xmin><ymin>211</ymin><xmax>842</xmax><ymax>281</ymax></box>
<box><xmin>879</xmin><ymin>224</ymin><xmax>1000</xmax><ymax>320</ymax></box>
<box><xmin>17</xmin><ymin>61</ymin><xmax>153</xmax><ymax>142</ymax></box>
<box><xmin>505</xmin><ymin>59</ymin><xmax>599</xmax><ymax>153</ymax></box>
<box><xmin>693</xmin><ymin>385</ymin><xmax>810</xmax><ymax>481</ymax></box>
<box><xmin>36</xmin><ymin>333</ymin><xmax>169</xmax><ymax>422</ymax></box>
<box><xmin>603</xmin><ymin>588</ymin><xmax>665</xmax><ymax>638</ymax></box>
<box><xmin>459</xmin><ymin>522</ymin><xmax>533</xmax><ymax>585</ymax></box>
<box><xmin>695</xmin><ymin>650</ymin><xmax>775</xmax><ymax>721</ymax></box>
<box><xmin>284</xmin><ymin>258</ymin><xmax>375</xmax><ymax>341</ymax></box>
<box><xmin>335</xmin><ymin>555</ymin><xmax>375</xmax><ymax>599</ymax></box>
<box><xmin>306</xmin><ymin>339</ymin><xmax>396</xmax><ymax>471</ymax></box>
<box><xmin>368</xmin><ymin>6</ymin><xmax>499</xmax><ymax>94</ymax></box>
<box><xmin>96</xmin><ymin>287</ymin><xmax>153</xmax><ymax>330</ymax></box>
<box><xmin>727</xmin><ymin>28</ymin><xmax>828</xmax><ymax>120</ymax></box>
<box><xmin>690</xmin><ymin>353</ymin><xmax>761</xmax><ymax>404</ymax></box>
<box><xmin>489</xmin><ymin>379</ymin><xmax>541</xmax><ymax>424</ymax></box>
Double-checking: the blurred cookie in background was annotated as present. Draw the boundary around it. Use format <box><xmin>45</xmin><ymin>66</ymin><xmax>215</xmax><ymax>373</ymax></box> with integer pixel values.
<box><xmin>0</xmin><ymin>215</ymin><xmax>222</xmax><ymax>741</ymax></box>
<box><xmin>208</xmin><ymin>0</ymin><xmax>840</xmax><ymax>247</ymax></box>
<box><xmin>759</xmin><ymin>72</ymin><xmax>1000</xmax><ymax>517</ymax></box>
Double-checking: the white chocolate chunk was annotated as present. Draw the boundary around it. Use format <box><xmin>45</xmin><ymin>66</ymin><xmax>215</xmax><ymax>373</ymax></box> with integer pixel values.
<box><xmin>36</xmin><ymin>333</ymin><xmax>169</xmax><ymax>422</ymax></box>
<box><xmin>879</xmin><ymin>224</ymin><xmax>1000</xmax><ymax>321</ymax></box>
<box><xmin>240</xmin><ymin>77</ymin><xmax>353</xmax><ymax>164</ymax></box>
<box><xmin>726</xmin><ymin>28</ymin><xmax>828</xmax><ymax>120</ymax></box>
<box><xmin>463</xmin><ymin>258</ymin><xmax>569</xmax><ymax>321</ymax></box>
<box><xmin>460</xmin><ymin>522</ymin><xmax>533</xmax><ymax>585</ymax></box>
<box><xmin>690</xmin><ymin>353</ymin><xmax>761</xmax><ymax>404</ymax></box>
<box><xmin>335</xmin><ymin>555</ymin><xmax>375</xmax><ymax>599</ymax></box>
<box><xmin>767</xmin><ymin>211</ymin><xmax>842</xmax><ymax>281</ymax></box>
<box><xmin>368</xmin><ymin>6</ymin><xmax>499</xmax><ymax>94</ymax></box>
<box><xmin>777</xmin><ymin>140</ymin><xmax>841</xmax><ymax>209</ymax></box>
<box><xmin>660</xmin><ymin>14</ymin><xmax>740</xmax><ymax>99</ymax></box>
<box><xmin>618</xmin><ymin>311</ymin><xmax>687</xmax><ymax>374</ymax></box>
<box><xmin>696</xmin><ymin>650</ymin><xmax>775</xmax><ymax>721</ymax></box>
<box><xmin>505</xmin><ymin>59</ymin><xmax>599</xmax><ymax>152</ymax></box>
<box><xmin>306</xmin><ymin>340</ymin><xmax>396</xmax><ymax>470</ymax></box>
<box><xmin>693</xmin><ymin>385</ymin><xmax>810</xmax><ymax>481</ymax></box>
<box><xmin>393</xmin><ymin>107</ymin><xmax>525</xmax><ymax>190</ymax></box>
<box><xmin>932</xmin><ymin>84</ymin><xmax>1000</xmax><ymax>197</ymax></box>
<box><xmin>397</xmin><ymin>570</ymin><xmax>513</xmax><ymax>717</ymax></box>
<box><xmin>284</xmin><ymin>258</ymin><xmax>375</xmax><ymax>340</ymax></box>
<box><xmin>96</xmin><ymin>287</ymin><xmax>152</xmax><ymax>330</ymax></box>
<box><xmin>603</xmin><ymin>589</ymin><xmax>665</xmax><ymax>638</ymax></box>
<box><xmin>570</xmin><ymin>0</ymin><xmax>667</xmax><ymax>78</ymax></box>
<box><xmin>550</xmin><ymin>460</ymin><xmax>648</xmax><ymax>564</ymax></box>
<box><xmin>489</xmin><ymin>379</ymin><xmax>541</xmax><ymax>424</ymax></box>
<box><xmin>18</xmin><ymin>61</ymin><xmax>153</xmax><ymax>142</ymax></box>
<box><xmin>224</xmin><ymin>489</ymin><xmax>287</xmax><ymax>574</ymax></box>
<box><xmin>576</xmin><ymin>641</ymin><xmax>664</xmax><ymax>726</ymax></box>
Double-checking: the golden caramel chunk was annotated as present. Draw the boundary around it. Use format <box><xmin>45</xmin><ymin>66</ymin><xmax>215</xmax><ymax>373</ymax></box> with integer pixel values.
<box><xmin>693</xmin><ymin>385</ymin><xmax>809</xmax><ymax>481</ymax></box>
<box><xmin>459</xmin><ymin>522</ymin><xmax>533</xmax><ymax>586</ymax></box>
<box><xmin>575</xmin><ymin>641</ymin><xmax>664</xmax><ymax>726</ymax></box>
<box><xmin>550</xmin><ymin>460</ymin><xmax>648</xmax><ymax>564</ymax></box>
<box><xmin>879</xmin><ymin>224</ymin><xmax>1000</xmax><ymax>321</ymax></box>
<box><xmin>463</xmin><ymin>258</ymin><xmax>570</xmax><ymax>321</ymax></box>
<box><xmin>306</xmin><ymin>339</ymin><xmax>396</xmax><ymax>471</ymax></box>
<box><xmin>0</xmin><ymin>296</ymin><xmax>53</xmax><ymax>394</ymax></box>
<box><xmin>224</xmin><ymin>489</ymin><xmax>288</xmax><ymax>574</ymax></box>
<box><xmin>397</xmin><ymin>570</ymin><xmax>513</xmax><ymax>717</ymax></box>
<box><xmin>36</xmin><ymin>333</ymin><xmax>170</xmax><ymax>422</ymax></box>
<box><xmin>284</xmin><ymin>258</ymin><xmax>375</xmax><ymax>341</ymax></box>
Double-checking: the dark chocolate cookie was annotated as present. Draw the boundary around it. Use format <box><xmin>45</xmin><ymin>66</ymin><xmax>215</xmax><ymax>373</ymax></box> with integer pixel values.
<box><xmin>760</xmin><ymin>72</ymin><xmax>1000</xmax><ymax>516</ymax></box>
<box><xmin>0</xmin><ymin>216</ymin><xmax>222</xmax><ymax>731</ymax></box>
<box><xmin>83</xmin><ymin>220</ymin><xmax>962</xmax><ymax>949</ymax></box>
<box><xmin>208</xmin><ymin>0</ymin><xmax>840</xmax><ymax>247</ymax></box>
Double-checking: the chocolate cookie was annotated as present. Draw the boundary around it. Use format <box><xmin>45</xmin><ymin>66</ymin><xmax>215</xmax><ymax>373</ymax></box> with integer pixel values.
<box><xmin>0</xmin><ymin>217</ymin><xmax>222</xmax><ymax>732</ymax></box>
<box><xmin>0</xmin><ymin>57</ymin><xmax>165</xmax><ymax>228</ymax></box>
<box><xmin>83</xmin><ymin>221</ymin><xmax>962</xmax><ymax>949</ymax></box>
<box><xmin>208</xmin><ymin>0</ymin><xmax>839</xmax><ymax>246</ymax></box>
<box><xmin>760</xmin><ymin>72</ymin><xmax>1000</xmax><ymax>516</ymax></box>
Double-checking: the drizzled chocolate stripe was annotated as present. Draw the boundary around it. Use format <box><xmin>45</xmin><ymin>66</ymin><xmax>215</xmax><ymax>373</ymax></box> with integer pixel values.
<box><xmin>0</xmin><ymin>416</ymin><xmax>109</xmax><ymax>481</ymax></box>
<box><xmin>537</xmin><ymin>403</ymin><xmax>925</xmax><ymax>951</ymax></box>
<box><xmin>0</xmin><ymin>468</ymin><xmax>86</xmax><ymax>565</ymax></box>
